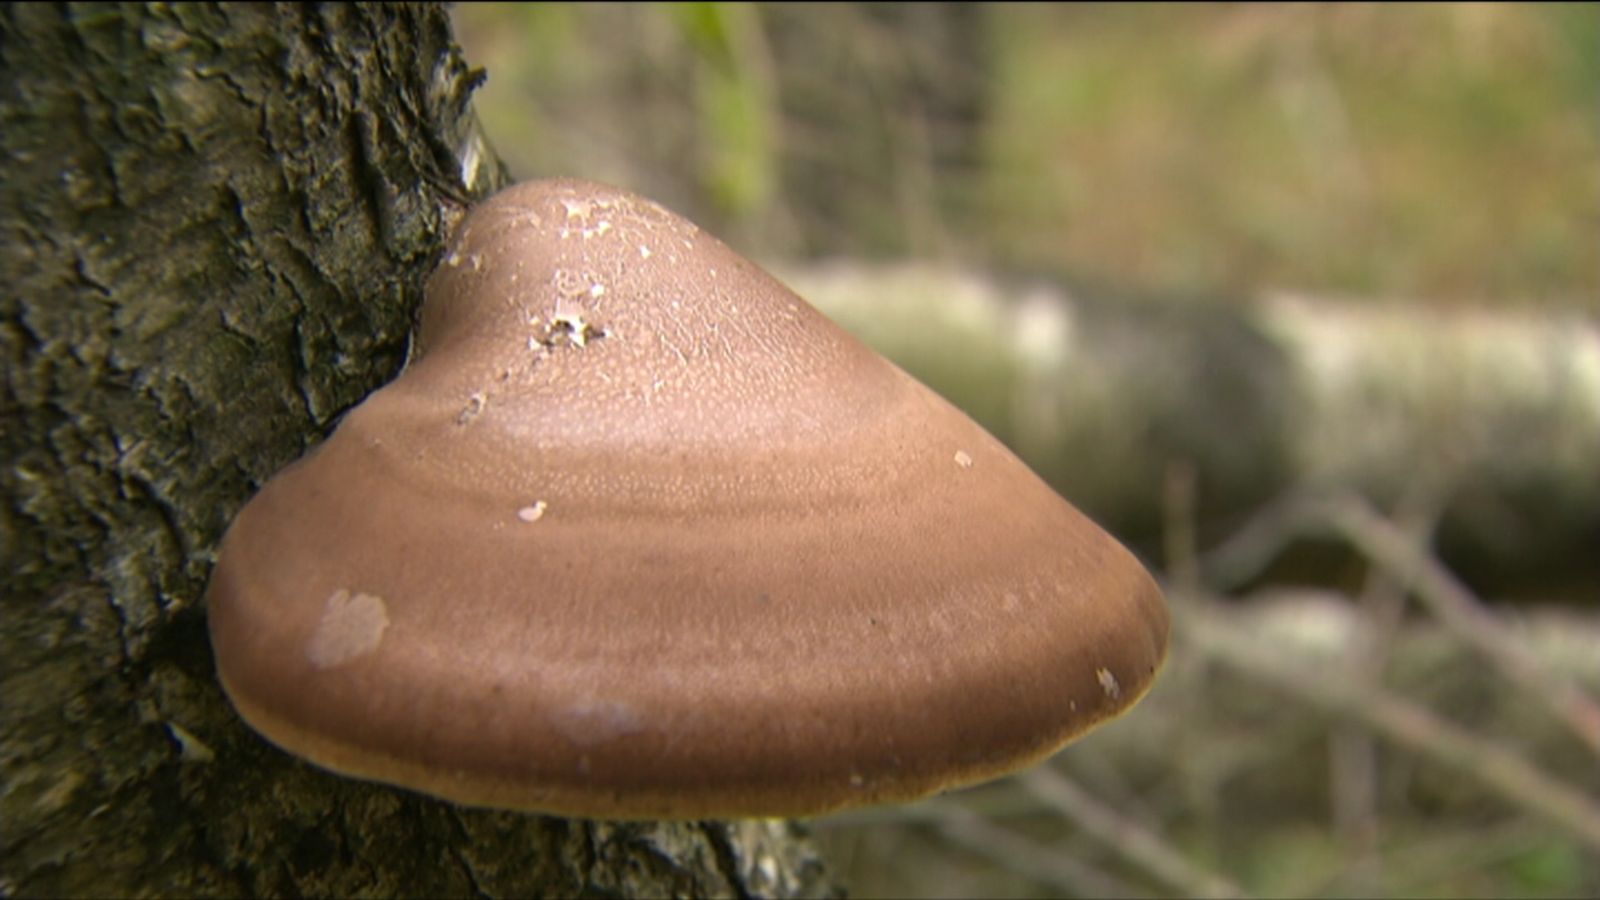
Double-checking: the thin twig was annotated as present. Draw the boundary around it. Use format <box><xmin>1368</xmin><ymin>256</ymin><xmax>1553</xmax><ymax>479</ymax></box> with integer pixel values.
<box><xmin>923</xmin><ymin>800</ymin><xmax>1142</xmax><ymax>899</ymax></box>
<box><xmin>1319</xmin><ymin>493</ymin><xmax>1600</xmax><ymax>755</ymax></box>
<box><xmin>1163</xmin><ymin>459</ymin><xmax>1203</xmax><ymax>596</ymax></box>
<box><xmin>1330</xmin><ymin>488</ymin><xmax>1442</xmax><ymax>894</ymax></box>
<box><xmin>1161</xmin><ymin>458</ymin><xmax>1229</xmax><ymax>860</ymax></box>
<box><xmin>1195</xmin><ymin>489</ymin><xmax>1320</xmax><ymax>591</ymax></box>
<box><xmin>1196</xmin><ymin>489</ymin><xmax>1600</xmax><ymax>756</ymax></box>
<box><xmin>1180</xmin><ymin>594</ymin><xmax>1600</xmax><ymax>850</ymax></box>
<box><xmin>1018</xmin><ymin>766</ymin><xmax>1248</xmax><ymax>899</ymax></box>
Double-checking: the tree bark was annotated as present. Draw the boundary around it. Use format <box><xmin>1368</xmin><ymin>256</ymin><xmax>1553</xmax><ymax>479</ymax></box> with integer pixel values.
<box><xmin>1</xmin><ymin>4</ymin><xmax>838</xmax><ymax>897</ymax></box>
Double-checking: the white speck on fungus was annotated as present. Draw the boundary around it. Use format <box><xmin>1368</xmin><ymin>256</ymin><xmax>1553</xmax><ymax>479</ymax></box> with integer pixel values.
<box><xmin>954</xmin><ymin>450</ymin><xmax>974</xmax><ymax>469</ymax></box>
<box><xmin>549</xmin><ymin>699</ymin><xmax>648</xmax><ymax>747</ymax></box>
<box><xmin>307</xmin><ymin>589</ymin><xmax>390</xmax><ymax>669</ymax></box>
<box><xmin>1096</xmin><ymin>667</ymin><xmax>1121</xmax><ymax>699</ymax></box>
<box><xmin>517</xmin><ymin>501</ymin><xmax>548</xmax><ymax>523</ymax></box>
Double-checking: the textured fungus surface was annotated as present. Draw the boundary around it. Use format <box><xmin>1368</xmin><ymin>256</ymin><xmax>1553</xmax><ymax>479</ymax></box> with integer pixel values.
<box><xmin>206</xmin><ymin>178</ymin><xmax>1169</xmax><ymax>819</ymax></box>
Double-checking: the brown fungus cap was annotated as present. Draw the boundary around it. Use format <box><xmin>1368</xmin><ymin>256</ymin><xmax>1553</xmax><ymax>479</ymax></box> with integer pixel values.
<box><xmin>206</xmin><ymin>178</ymin><xmax>1169</xmax><ymax>820</ymax></box>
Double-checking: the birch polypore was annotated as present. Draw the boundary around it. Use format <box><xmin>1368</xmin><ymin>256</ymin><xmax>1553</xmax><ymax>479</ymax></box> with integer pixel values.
<box><xmin>206</xmin><ymin>179</ymin><xmax>1169</xmax><ymax>819</ymax></box>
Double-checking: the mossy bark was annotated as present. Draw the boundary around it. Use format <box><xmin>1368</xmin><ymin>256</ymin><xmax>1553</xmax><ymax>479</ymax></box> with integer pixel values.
<box><xmin>0</xmin><ymin>4</ymin><xmax>838</xmax><ymax>897</ymax></box>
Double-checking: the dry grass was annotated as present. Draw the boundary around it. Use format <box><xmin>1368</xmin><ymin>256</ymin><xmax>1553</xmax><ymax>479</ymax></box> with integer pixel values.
<box><xmin>981</xmin><ymin>3</ymin><xmax>1597</xmax><ymax>307</ymax></box>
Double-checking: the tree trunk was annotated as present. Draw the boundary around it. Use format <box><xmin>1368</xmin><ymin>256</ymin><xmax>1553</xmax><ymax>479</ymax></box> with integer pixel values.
<box><xmin>1</xmin><ymin>4</ymin><xmax>837</xmax><ymax>897</ymax></box>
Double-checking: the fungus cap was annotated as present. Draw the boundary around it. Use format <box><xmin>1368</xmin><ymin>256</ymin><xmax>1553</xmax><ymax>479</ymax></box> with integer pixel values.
<box><xmin>206</xmin><ymin>178</ymin><xmax>1169</xmax><ymax>820</ymax></box>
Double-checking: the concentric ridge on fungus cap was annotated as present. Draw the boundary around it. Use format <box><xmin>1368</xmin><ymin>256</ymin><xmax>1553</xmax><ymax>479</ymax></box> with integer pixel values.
<box><xmin>205</xmin><ymin>178</ymin><xmax>1170</xmax><ymax>820</ymax></box>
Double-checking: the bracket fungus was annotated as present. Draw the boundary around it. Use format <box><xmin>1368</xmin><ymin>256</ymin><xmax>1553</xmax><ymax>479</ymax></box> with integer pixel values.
<box><xmin>206</xmin><ymin>178</ymin><xmax>1169</xmax><ymax>820</ymax></box>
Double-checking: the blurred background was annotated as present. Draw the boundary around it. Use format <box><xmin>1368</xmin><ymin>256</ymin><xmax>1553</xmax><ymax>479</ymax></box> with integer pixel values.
<box><xmin>450</xmin><ymin>4</ymin><xmax>1598</xmax><ymax>898</ymax></box>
